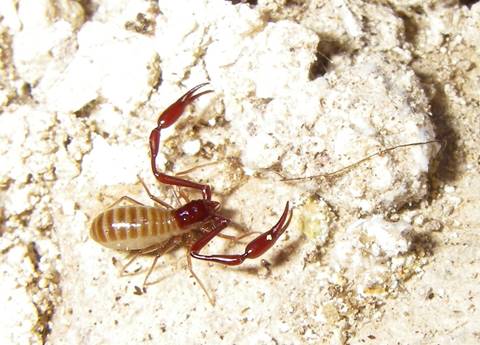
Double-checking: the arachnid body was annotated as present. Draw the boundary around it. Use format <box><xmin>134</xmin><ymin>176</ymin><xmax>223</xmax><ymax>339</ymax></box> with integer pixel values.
<box><xmin>91</xmin><ymin>84</ymin><xmax>291</xmax><ymax>304</ymax></box>
<box><xmin>91</xmin><ymin>197</ymin><xmax>289</xmax><ymax>266</ymax></box>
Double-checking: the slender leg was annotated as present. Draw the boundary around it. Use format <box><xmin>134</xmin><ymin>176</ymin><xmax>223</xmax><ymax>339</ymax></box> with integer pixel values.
<box><xmin>106</xmin><ymin>196</ymin><xmax>145</xmax><ymax>209</ymax></box>
<box><xmin>171</xmin><ymin>187</ymin><xmax>184</xmax><ymax>207</ymax></box>
<box><xmin>190</xmin><ymin>202</ymin><xmax>291</xmax><ymax>266</ymax></box>
<box><xmin>149</xmin><ymin>83</ymin><xmax>213</xmax><ymax>200</ymax></box>
<box><xmin>184</xmin><ymin>240</ymin><xmax>215</xmax><ymax>306</ymax></box>
<box><xmin>143</xmin><ymin>237</ymin><xmax>182</xmax><ymax>286</ymax></box>
<box><xmin>176</xmin><ymin>187</ymin><xmax>191</xmax><ymax>204</ymax></box>
<box><xmin>171</xmin><ymin>161</ymin><xmax>225</xmax><ymax>204</ymax></box>
<box><xmin>282</xmin><ymin>139</ymin><xmax>442</xmax><ymax>181</ymax></box>
<box><xmin>150</xmin><ymin>142</ymin><xmax>212</xmax><ymax>200</ymax></box>
<box><xmin>137</xmin><ymin>175</ymin><xmax>173</xmax><ymax>209</ymax></box>
<box><xmin>120</xmin><ymin>243</ymin><xmax>166</xmax><ymax>276</ymax></box>
<box><xmin>174</xmin><ymin>160</ymin><xmax>224</xmax><ymax>176</ymax></box>
<box><xmin>173</xmin><ymin>160</ymin><xmax>234</xmax><ymax>202</ymax></box>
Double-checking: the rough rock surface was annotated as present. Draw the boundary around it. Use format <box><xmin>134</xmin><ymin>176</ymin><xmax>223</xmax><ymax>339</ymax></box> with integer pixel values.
<box><xmin>1</xmin><ymin>0</ymin><xmax>479</xmax><ymax>344</ymax></box>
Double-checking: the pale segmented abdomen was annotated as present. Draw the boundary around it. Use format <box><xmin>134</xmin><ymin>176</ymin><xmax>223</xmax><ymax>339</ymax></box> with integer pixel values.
<box><xmin>90</xmin><ymin>206</ymin><xmax>183</xmax><ymax>250</ymax></box>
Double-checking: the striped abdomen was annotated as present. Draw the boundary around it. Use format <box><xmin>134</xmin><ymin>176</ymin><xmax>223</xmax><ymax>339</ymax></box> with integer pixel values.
<box><xmin>90</xmin><ymin>206</ymin><xmax>183</xmax><ymax>251</ymax></box>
